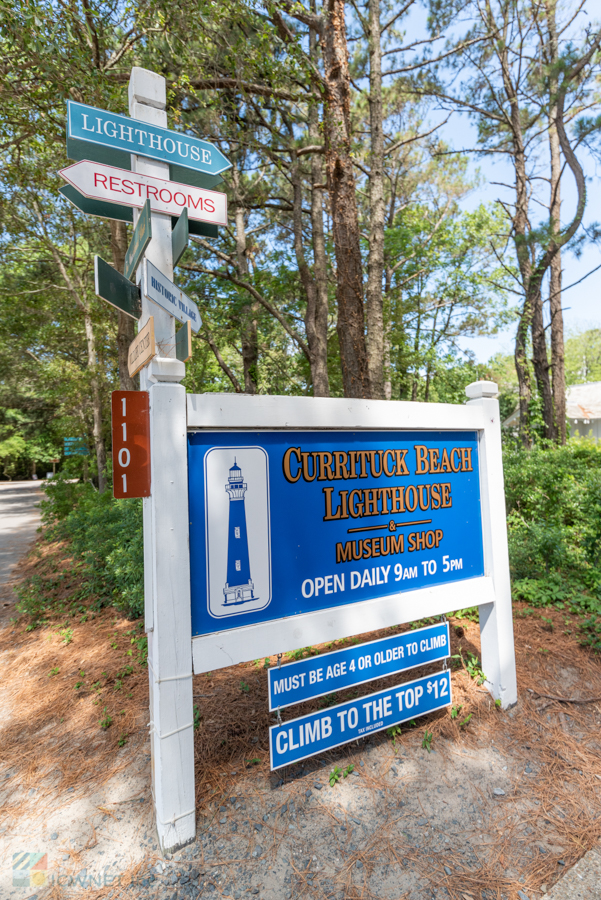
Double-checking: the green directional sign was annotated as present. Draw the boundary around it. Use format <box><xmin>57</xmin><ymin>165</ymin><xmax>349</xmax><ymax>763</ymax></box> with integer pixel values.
<box><xmin>172</xmin><ymin>208</ymin><xmax>189</xmax><ymax>267</ymax></box>
<box><xmin>178</xmin><ymin>217</ymin><xmax>218</xmax><ymax>239</ymax></box>
<box><xmin>60</xmin><ymin>184</ymin><xmax>133</xmax><ymax>223</ymax></box>
<box><xmin>175</xmin><ymin>320</ymin><xmax>192</xmax><ymax>363</ymax></box>
<box><xmin>94</xmin><ymin>256</ymin><xmax>141</xmax><ymax>319</ymax></box>
<box><xmin>124</xmin><ymin>200</ymin><xmax>152</xmax><ymax>281</ymax></box>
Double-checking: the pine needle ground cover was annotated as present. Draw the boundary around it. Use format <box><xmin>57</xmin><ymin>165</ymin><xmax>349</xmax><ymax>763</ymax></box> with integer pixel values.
<box><xmin>2</xmin><ymin>534</ymin><xmax>601</xmax><ymax>899</ymax></box>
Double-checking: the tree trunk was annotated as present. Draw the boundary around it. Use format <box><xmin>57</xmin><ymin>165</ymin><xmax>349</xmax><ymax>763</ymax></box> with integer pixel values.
<box><xmin>109</xmin><ymin>220</ymin><xmax>136</xmax><ymax>391</ymax></box>
<box><xmin>83</xmin><ymin>312</ymin><xmax>107</xmax><ymax>492</ymax></box>
<box><xmin>322</xmin><ymin>0</ymin><xmax>369</xmax><ymax>398</ymax></box>
<box><xmin>547</xmin><ymin>1</ymin><xmax>566</xmax><ymax>443</ymax></box>
<box><xmin>232</xmin><ymin>179</ymin><xmax>259</xmax><ymax>394</ymax></box>
<box><xmin>308</xmin><ymin>25</ymin><xmax>331</xmax><ymax>397</ymax></box>
<box><xmin>530</xmin><ymin>281</ymin><xmax>556</xmax><ymax>439</ymax></box>
<box><xmin>291</xmin><ymin>152</ymin><xmax>330</xmax><ymax>396</ymax></box>
<box><xmin>365</xmin><ymin>0</ymin><xmax>385</xmax><ymax>399</ymax></box>
<box><xmin>514</xmin><ymin>299</ymin><xmax>533</xmax><ymax>449</ymax></box>
<box><xmin>549</xmin><ymin>246</ymin><xmax>565</xmax><ymax>442</ymax></box>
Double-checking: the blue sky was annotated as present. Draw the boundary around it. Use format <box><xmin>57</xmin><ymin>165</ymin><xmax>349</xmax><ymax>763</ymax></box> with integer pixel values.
<box><xmin>397</xmin><ymin>1</ymin><xmax>601</xmax><ymax>364</ymax></box>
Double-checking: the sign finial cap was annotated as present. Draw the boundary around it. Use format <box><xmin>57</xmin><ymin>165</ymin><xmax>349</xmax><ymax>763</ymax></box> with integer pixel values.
<box><xmin>465</xmin><ymin>380</ymin><xmax>499</xmax><ymax>399</ymax></box>
<box><xmin>128</xmin><ymin>67</ymin><xmax>166</xmax><ymax>112</ymax></box>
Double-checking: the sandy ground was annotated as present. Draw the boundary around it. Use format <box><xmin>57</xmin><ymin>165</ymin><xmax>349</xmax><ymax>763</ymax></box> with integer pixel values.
<box><xmin>2</xmin><ymin>527</ymin><xmax>601</xmax><ymax>900</ymax></box>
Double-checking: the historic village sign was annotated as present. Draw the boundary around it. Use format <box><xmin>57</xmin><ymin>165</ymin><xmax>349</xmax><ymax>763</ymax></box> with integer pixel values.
<box><xmin>62</xmin><ymin>66</ymin><xmax>516</xmax><ymax>856</ymax></box>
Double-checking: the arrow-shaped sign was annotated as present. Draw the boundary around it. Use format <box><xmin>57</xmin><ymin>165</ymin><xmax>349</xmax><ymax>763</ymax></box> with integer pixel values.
<box><xmin>60</xmin><ymin>183</ymin><xmax>218</xmax><ymax>234</ymax></box>
<box><xmin>172</xmin><ymin>208</ymin><xmax>189</xmax><ymax>267</ymax></box>
<box><xmin>175</xmin><ymin>320</ymin><xmax>192</xmax><ymax>363</ymax></box>
<box><xmin>142</xmin><ymin>259</ymin><xmax>201</xmax><ymax>333</ymax></box>
<box><xmin>67</xmin><ymin>100</ymin><xmax>231</xmax><ymax>177</ymax></box>
<box><xmin>94</xmin><ymin>256</ymin><xmax>141</xmax><ymax>319</ymax></box>
<box><xmin>124</xmin><ymin>199</ymin><xmax>152</xmax><ymax>281</ymax></box>
<box><xmin>59</xmin><ymin>160</ymin><xmax>227</xmax><ymax>226</ymax></box>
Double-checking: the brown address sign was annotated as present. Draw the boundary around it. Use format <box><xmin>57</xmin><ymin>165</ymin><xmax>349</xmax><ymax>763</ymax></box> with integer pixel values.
<box><xmin>111</xmin><ymin>390</ymin><xmax>151</xmax><ymax>498</ymax></box>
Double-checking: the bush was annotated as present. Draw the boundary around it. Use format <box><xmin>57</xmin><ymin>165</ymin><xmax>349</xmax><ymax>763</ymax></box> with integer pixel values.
<box><xmin>42</xmin><ymin>475</ymin><xmax>144</xmax><ymax>618</ymax></box>
<box><xmin>503</xmin><ymin>439</ymin><xmax>601</xmax><ymax>613</ymax></box>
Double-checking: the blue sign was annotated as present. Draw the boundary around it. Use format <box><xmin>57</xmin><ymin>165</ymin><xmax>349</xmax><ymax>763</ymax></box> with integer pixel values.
<box><xmin>187</xmin><ymin>431</ymin><xmax>484</xmax><ymax>637</ymax></box>
<box><xmin>67</xmin><ymin>101</ymin><xmax>231</xmax><ymax>176</ymax></box>
<box><xmin>64</xmin><ymin>437</ymin><xmax>89</xmax><ymax>456</ymax></box>
<box><xmin>269</xmin><ymin>669</ymin><xmax>452</xmax><ymax>769</ymax></box>
<box><xmin>268</xmin><ymin>621</ymin><xmax>449</xmax><ymax>710</ymax></box>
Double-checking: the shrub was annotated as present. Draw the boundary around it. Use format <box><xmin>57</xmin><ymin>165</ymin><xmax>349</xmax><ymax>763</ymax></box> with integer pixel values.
<box><xmin>504</xmin><ymin>439</ymin><xmax>601</xmax><ymax>613</ymax></box>
<box><xmin>41</xmin><ymin>475</ymin><xmax>144</xmax><ymax>618</ymax></box>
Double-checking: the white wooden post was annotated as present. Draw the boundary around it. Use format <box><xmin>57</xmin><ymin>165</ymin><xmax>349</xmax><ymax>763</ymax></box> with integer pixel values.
<box><xmin>129</xmin><ymin>68</ymin><xmax>196</xmax><ymax>852</ymax></box>
<box><xmin>466</xmin><ymin>381</ymin><xmax>517</xmax><ymax>708</ymax></box>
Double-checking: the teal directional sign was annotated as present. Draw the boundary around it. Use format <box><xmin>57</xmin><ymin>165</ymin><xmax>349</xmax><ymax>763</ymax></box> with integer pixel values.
<box><xmin>124</xmin><ymin>200</ymin><xmax>152</xmax><ymax>281</ymax></box>
<box><xmin>172</xmin><ymin>208</ymin><xmax>189</xmax><ymax>266</ymax></box>
<box><xmin>67</xmin><ymin>101</ymin><xmax>231</xmax><ymax>177</ymax></box>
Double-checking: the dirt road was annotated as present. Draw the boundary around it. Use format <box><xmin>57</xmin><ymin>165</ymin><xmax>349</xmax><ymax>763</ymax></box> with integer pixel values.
<box><xmin>0</xmin><ymin>481</ymin><xmax>41</xmax><ymax>621</ymax></box>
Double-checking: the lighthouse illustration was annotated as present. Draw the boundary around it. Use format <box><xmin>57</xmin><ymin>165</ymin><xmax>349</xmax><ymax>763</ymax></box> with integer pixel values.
<box><xmin>223</xmin><ymin>459</ymin><xmax>257</xmax><ymax>605</ymax></box>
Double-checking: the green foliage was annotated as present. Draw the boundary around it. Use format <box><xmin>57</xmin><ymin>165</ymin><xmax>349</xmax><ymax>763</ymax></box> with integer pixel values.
<box><xmin>329</xmin><ymin>764</ymin><xmax>354</xmax><ymax>786</ymax></box>
<box><xmin>565</xmin><ymin>329</ymin><xmax>601</xmax><ymax>385</ymax></box>
<box><xmin>504</xmin><ymin>440</ymin><xmax>601</xmax><ymax>616</ymax></box>
<box><xmin>422</xmin><ymin>730</ymin><xmax>433</xmax><ymax>752</ymax></box>
<box><xmin>286</xmin><ymin>647</ymin><xmax>314</xmax><ymax>660</ymax></box>
<box><xmin>40</xmin><ymin>476</ymin><xmax>144</xmax><ymax>619</ymax></box>
<box><xmin>453</xmin><ymin>607</ymin><xmax>479</xmax><ymax>622</ymax></box>
<box><xmin>454</xmin><ymin>648</ymin><xmax>486</xmax><ymax>685</ymax></box>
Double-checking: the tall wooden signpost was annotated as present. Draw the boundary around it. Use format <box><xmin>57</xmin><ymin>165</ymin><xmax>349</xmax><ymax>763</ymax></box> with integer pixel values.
<box><xmin>64</xmin><ymin>66</ymin><xmax>229</xmax><ymax>853</ymax></box>
<box><xmin>128</xmin><ymin>68</ymin><xmax>196</xmax><ymax>854</ymax></box>
<box><xmin>64</xmin><ymin>67</ymin><xmax>517</xmax><ymax>856</ymax></box>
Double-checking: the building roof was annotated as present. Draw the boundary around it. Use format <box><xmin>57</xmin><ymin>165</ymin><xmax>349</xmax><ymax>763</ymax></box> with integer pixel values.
<box><xmin>503</xmin><ymin>381</ymin><xmax>601</xmax><ymax>426</ymax></box>
<box><xmin>566</xmin><ymin>382</ymin><xmax>601</xmax><ymax>420</ymax></box>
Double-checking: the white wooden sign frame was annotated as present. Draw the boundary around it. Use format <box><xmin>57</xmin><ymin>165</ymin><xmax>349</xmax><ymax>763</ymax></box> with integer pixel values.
<box><xmin>128</xmin><ymin>64</ymin><xmax>516</xmax><ymax>859</ymax></box>
<box><xmin>187</xmin><ymin>386</ymin><xmax>517</xmax><ymax>710</ymax></box>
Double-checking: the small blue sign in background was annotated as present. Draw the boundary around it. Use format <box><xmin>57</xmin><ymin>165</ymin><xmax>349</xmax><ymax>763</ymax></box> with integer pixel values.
<box><xmin>188</xmin><ymin>430</ymin><xmax>484</xmax><ymax>637</ymax></box>
<box><xmin>269</xmin><ymin>669</ymin><xmax>452</xmax><ymax>769</ymax></box>
<box><xmin>268</xmin><ymin>621</ymin><xmax>450</xmax><ymax>710</ymax></box>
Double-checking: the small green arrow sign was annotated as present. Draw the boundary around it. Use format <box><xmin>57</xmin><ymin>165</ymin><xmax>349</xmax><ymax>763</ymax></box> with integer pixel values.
<box><xmin>60</xmin><ymin>184</ymin><xmax>133</xmax><ymax>223</ymax></box>
<box><xmin>124</xmin><ymin>200</ymin><xmax>152</xmax><ymax>281</ymax></box>
<box><xmin>175</xmin><ymin>320</ymin><xmax>192</xmax><ymax>363</ymax></box>
<box><xmin>94</xmin><ymin>256</ymin><xmax>141</xmax><ymax>319</ymax></box>
<box><xmin>172</xmin><ymin>208</ymin><xmax>189</xmax><ymax>267</ymax></box>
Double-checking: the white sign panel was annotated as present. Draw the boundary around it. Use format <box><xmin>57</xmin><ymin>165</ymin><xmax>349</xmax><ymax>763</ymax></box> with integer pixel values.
<box><xmin>204</xmin><ymin>446</ymin><xmax>272</xmax><ymax>619</ymax></box>
<box><xmin>59</xmin><ymin>160</ymin><xmax>227</xmax><ymax>226</ymax></box>
<box><xmin>143</xmin><ymin>259</ymin><xmax>202</xmax><ymax>333</ymax></box>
